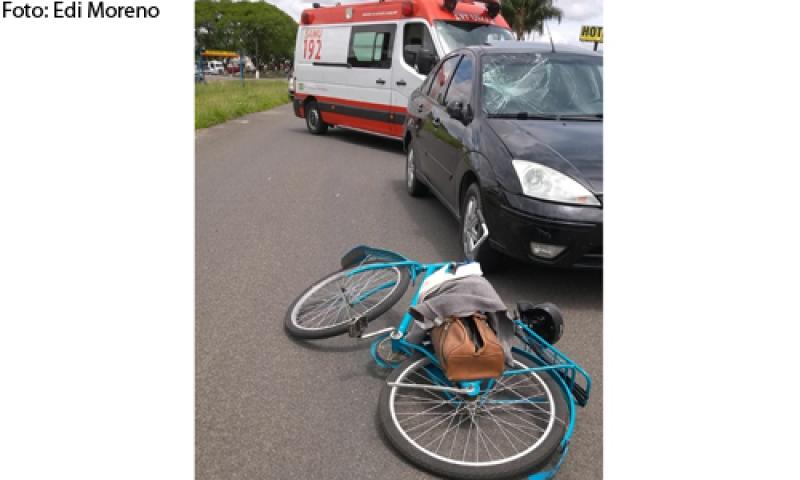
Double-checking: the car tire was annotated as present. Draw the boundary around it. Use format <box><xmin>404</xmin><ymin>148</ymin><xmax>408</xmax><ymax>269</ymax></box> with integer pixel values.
<box><xmin>305</xmin><ymin>100</ymin><xmax>328</xmax><ymax>135</ymax></box>
<box><xmin>406</xmin><ymin>139</ymin><xmax>428</xmax><ymax>197</ymax></box>
<box><xmin>461</xmin><ymin>183</ymin><xmax>503</xmax><ymax>272</ymax></box>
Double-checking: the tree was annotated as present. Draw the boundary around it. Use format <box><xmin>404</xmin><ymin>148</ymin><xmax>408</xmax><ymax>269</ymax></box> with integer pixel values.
<box><xmin>500</xmin><ymin>0</ymin><xmax>563</xmax><ymax>41</ymax></box>
<box><xmin>195</xmin><ymin>0</ymin><xmax>298</xmax><ymax>68</ymax></box>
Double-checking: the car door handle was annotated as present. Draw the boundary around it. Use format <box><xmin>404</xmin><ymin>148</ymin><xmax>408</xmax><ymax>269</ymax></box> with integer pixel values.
<box><xmin>432</xmin><ymin>117</ymin><xmax>441</xmax><ymax>128</ymax></box>
<box><xmin>376</xmin><ymin>78</ymin><xmax>386</xmax><ymax>85</ymax></box>
<box><xmin>396</xmin><ymin>79</ymin><xmax>407</xmax><ymax>86</ymax></box>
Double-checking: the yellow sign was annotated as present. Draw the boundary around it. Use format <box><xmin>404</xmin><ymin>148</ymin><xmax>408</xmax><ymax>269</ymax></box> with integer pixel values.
<box><xmin>201</xmin><ymin>50</ymin><xmax>239</xmax><ymax>58</ymax></box>
<box><xmin>579</xmin><ymin>25</ymin><xmax>603</xmax><ymax>43</ymax></box>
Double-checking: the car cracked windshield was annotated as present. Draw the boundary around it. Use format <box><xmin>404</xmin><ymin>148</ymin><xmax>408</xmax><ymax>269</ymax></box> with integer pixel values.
<box><xmin>434</xmin><ymin>21</ymin><xmax>514</xmax><ymax>51</ymax></box>
<box><xmin>482</xmin><ymin>53</ymin><xmax>603</xmax><ymax>119</ymax></box>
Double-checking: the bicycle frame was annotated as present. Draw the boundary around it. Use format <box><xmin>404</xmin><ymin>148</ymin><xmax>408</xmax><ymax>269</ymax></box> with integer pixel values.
<box><xmin>341</xmin><ymin>245</ymin><xmax>592</xmax><ymax>480</ymax></box>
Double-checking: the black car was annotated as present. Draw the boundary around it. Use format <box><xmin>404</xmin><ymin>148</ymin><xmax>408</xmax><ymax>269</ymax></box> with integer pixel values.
<box><xmin>404</xmin><ymin>42</ymin><xmax>602</xmax><ymax>269</ymax></box>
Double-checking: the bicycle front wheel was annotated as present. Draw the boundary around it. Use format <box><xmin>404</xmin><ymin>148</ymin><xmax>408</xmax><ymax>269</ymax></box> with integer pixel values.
<box><xmin>378</xmin><ymin>352</ymin><xmax>568</xmax><ymax>480</ymax></box>
<box><xmin>285</xmin><ymin>264</ymin><xmax>409</xmax><ymax>339</ymax></box>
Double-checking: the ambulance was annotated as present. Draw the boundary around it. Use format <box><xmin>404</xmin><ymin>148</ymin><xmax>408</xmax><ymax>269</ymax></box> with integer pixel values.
<box><xmin>291</xmin><ymin>0</ymin><xmax>513</xmax><ymax>138</ymax></box>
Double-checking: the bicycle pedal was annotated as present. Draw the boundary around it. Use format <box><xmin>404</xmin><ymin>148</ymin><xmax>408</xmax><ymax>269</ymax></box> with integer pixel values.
<box><xmin>347</xmin><ymin>316</ymin><xmax>369</xmax><ymax>338</ymax></box>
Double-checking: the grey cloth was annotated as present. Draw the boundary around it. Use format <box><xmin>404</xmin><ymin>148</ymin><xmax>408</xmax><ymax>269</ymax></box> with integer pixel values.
<box><xmin>409</xmin><ymin>276</ymin><xmax>515</xmax><ymax>367</ymax></box>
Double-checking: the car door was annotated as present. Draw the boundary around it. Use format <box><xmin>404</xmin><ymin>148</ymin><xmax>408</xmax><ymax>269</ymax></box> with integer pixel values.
<box><xmin>416</xmin><ymin>54</ymin><xmax>461</xmax><ymax>197</ymax></box>
<box><xmin>432</xmin><ymin>52</ymin><xmax>476</xmax><ymax>208</ymax></box>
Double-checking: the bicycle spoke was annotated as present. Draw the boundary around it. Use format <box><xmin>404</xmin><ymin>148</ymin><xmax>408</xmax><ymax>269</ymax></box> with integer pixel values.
<box><xmin>492</xmin><ymin>381</ymin><xmax>558</xmax><ymax>422</ymax></box>
<box><xmin>428</xmin><ymin>406</ymin><xmax>463</xmax><ymax>454</ymax></box>
<box><xmin>462</xmin><ymin>414</ymin><xmax>473</xmax><ymax>461</ymax></box>
<box><xmin>488</xmin><ymin>413</ymin><xmax>545</xmax><ymax>436</ymax></box>
<box><xmin>398</xmin><ymin>401</ymin><xmax>453</xmax><ymax>424</ymax></box>
<box><xmin>481</xmin><ymin>407</ymin><xmax>529</xmax><ymax>451</ymax></box>
<box><xmin>396</xmin><ymin>392</ymin><xmax>447</xmax><ymax>403</ymax></box>
<box><xmin>475</xmin><ymin>416</ymin><xmax>505</xmax><ymax>461</ymax></box>
<box><xmin>409</xmin><ymin>408</ymin><xmax>464</xmax><ymax>442</ymax></box>
<box><xmin>483</xmin><ymin>404</ymin><xmax>558</xmax><ymax>425</ymax></box>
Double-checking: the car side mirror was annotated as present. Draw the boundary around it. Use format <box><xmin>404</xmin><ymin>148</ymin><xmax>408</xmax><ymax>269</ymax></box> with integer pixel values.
<box><xmin>446</xmin><ymin>100</ymin><xmax>464</xmax><ymax>120</ymax></box>
<box><xmin>447</xmin><ymin>100</ymin><xmax>472</xmax><ymax>125</ymax></box>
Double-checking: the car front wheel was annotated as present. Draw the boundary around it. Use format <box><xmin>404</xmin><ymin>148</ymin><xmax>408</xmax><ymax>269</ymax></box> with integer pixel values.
<box><xmin>461</xmin><ymin>183</ymin><xmax>503</xmax><ymax>271</ymax></box>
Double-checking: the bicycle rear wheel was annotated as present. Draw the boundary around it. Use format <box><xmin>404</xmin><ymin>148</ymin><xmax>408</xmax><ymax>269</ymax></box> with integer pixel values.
<box><xmin>378</xmin><ymin>352</ymin><xmax>568</xmax><ymax>480</ymax></box>
<box><xmin>285</xmin><ymin>264</ymin><xmax>410</xmax><ymax>339</ymax></box>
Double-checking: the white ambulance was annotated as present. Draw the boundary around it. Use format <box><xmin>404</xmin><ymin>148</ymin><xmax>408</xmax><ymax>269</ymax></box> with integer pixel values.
<box><xmin>291</xmin><ymin>0</ymin><xmax>513</xmax><ymax>138</ymax></box>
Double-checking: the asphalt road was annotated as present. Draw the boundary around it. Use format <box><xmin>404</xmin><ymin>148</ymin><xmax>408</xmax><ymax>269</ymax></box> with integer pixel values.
<box><xmin>196</xmin><ymin>104</ymin><xmax>603</xmax><ymax>480</ymax></box>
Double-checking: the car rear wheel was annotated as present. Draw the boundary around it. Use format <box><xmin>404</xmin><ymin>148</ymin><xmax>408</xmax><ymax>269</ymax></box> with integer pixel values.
<box><xmin>406</xmin><ymin>139</ymin><xmax>427</xmax><ymax>197</ymax></box>
<box><xmin>305</xmin><ymin>100</ymin><xmax>328</xmax><ymax>135</ymax></box>
<box><xmin>461</xmin><ymin>183</ymin><xmax>503</xmax><ymax>272</ymax></box>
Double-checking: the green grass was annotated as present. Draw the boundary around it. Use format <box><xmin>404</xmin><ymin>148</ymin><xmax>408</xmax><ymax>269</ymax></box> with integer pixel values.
<box><xmin>195</xmin><ymin>79</ymin><xmax>290</xmax><ymax>129</ymax></box>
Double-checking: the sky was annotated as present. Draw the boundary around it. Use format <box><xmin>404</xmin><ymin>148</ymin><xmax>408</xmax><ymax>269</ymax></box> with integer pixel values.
<box><xmin>266</xmin><ymin>0</ymin><xmax>603</xmax><ymax>50</ymax></box>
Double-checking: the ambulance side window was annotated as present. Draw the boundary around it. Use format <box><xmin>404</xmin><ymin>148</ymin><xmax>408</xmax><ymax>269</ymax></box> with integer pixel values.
<box><xmin>348</xmin><ymin>25</ymin><xmax>396</xmax><ymax>69</ymax></box>
<box><xmin>402</xmin><ymin>23</ymin><xmax>436</xmax><ymax>70</ymax></box>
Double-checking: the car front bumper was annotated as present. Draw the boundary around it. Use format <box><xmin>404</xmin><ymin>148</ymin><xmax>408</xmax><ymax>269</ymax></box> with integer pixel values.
<box><xmin>483</xmin><ymin>190</ymin><xmax>603</xmax><ymax>269</ymax></box>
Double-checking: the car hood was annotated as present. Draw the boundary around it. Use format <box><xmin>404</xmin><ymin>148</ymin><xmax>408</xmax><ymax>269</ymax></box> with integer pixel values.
<box><xmin>488</xmin><ymin>119</ymin><xmax>603</xmax><ymax>193</ymax></box>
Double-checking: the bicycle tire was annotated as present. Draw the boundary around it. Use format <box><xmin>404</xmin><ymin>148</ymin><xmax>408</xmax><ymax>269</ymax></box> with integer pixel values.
<box><xmin>285</xmin><ymin>264</ymin><xmax>410</xmax><ymax>339</ymax></box>
<box><xmin>378</xmin><ymin>352</ymin><xmax>568</xmax><ymax>480</ymax></box>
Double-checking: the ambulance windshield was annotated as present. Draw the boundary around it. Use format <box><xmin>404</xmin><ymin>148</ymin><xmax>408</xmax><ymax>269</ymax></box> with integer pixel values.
<box><xmin>434</xmin><ymin>21</ymin><xmax>514</xmax><ymax>53</ymax></box>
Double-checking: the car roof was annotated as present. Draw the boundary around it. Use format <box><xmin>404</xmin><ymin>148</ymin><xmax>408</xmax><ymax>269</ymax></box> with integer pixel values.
<box><xmin>460</xmin><ymin>41</ymin><xmax>602</xmax><ymax>57</ymax></box>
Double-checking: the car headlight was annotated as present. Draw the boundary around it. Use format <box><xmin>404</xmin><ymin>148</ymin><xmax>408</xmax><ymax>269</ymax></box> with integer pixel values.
<box><xmin>511</xmin><ymin>160</ymin><xmax>600</xmax><ymax>206</ymax></box>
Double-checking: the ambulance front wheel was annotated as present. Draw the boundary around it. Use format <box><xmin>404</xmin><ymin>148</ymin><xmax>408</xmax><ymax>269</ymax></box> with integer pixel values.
<box><xmin>305</xmin><ymin>100</ymin><xmax>329</xmax><ymax>135</ymax></box>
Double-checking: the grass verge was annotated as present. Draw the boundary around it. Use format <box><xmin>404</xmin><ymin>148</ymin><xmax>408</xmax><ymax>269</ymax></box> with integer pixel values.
<box><xmin>195</xmin><ymin>79</ymin><xmax>290</xmax><ymax>129</ymax></box>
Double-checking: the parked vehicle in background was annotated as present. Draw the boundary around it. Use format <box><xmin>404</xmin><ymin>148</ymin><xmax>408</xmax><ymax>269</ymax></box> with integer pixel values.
<box><xmin>225</xmin><ymin>56</ymin><xmax>257</xmax><ymax>74</ymax></box>
<box><xmin>291</xmin><ymin>0</ymin><xmax>512</xmax><ymax>138</ymax></box>
<box><xmin>405</xmin><ymin>42</ymin><xmax>603</xmax><ymax>269</ymax></box>
<box><xmin>204</xmin><ymin>60</ymin><xmax>224</xmax><ymax>75</ymax></box>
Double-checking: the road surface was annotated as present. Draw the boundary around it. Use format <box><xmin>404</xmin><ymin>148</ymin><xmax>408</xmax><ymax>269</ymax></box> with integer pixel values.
<box><xmin>196</xmin><ymin>104</ymin><xmax>603</xmax><ymax>479</ymax></box>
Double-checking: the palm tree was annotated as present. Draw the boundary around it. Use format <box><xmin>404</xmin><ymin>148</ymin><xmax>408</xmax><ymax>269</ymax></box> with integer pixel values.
<box><xmin>500</xmin><ymin>0</ymin><xmax>563</xmax><ymax>41</ymax></box>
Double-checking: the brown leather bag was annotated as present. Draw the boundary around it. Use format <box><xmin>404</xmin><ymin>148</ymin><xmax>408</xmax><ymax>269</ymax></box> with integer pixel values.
<box><xmin>430</xmin><ymin>313</ymin><xmax>505</xmax><ymax>381</ymax></box>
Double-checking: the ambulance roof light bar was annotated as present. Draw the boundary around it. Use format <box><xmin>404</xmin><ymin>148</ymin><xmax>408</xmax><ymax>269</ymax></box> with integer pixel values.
<box><xmin>442</xmin><ymin>0</ymin><xmax>501</xmax><ymax>19</ymax></box>
<box><xmin>300</xmin><ymin>0</ymin><xmax>504</xmax><ymax>25</ymax></box>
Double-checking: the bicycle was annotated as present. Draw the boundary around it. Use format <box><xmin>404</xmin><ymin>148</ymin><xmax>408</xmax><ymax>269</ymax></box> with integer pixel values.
<box><xmin>285</xmin><ymin>244</ymin><xmax>592</xmax><ymax>480</ymax></box>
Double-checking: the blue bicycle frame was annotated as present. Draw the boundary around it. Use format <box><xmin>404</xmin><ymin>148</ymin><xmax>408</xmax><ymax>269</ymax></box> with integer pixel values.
<box><xmin>341</xmin><ymin>245</ymin><xmax>592</xmax><ymax>480</ymax></box>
